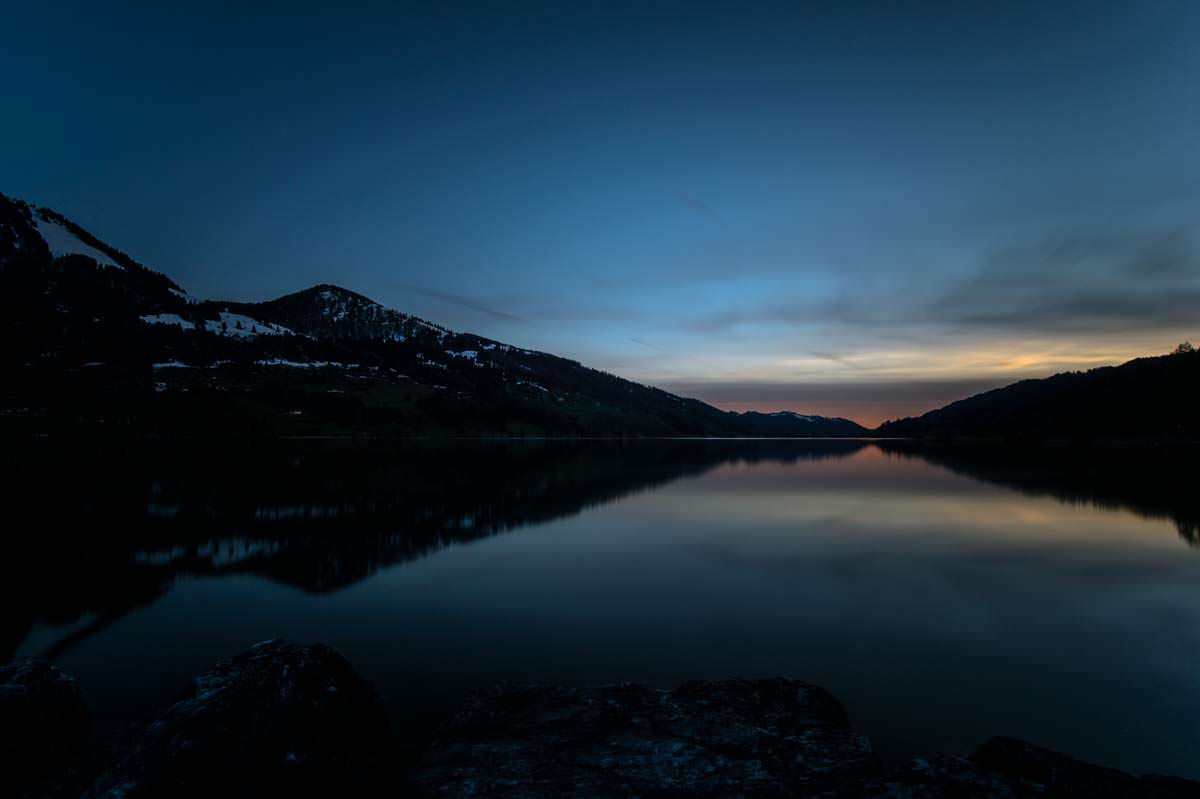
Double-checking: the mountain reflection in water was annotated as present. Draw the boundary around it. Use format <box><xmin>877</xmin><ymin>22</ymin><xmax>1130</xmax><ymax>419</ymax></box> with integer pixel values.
<box><xmin>3</xmin><ymin>437</ymin><xmax>1199</xmax><ymax>779</ymax></box>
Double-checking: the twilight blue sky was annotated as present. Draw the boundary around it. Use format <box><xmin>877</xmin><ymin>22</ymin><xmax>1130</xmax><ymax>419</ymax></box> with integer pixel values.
<box><xmin>3</xmin><ymin>1</ymin><xmax>1199</xmax><ymax>424</ymax></box>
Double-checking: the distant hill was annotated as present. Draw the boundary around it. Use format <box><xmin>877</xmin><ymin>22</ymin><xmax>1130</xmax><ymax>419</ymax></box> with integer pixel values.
<box><xmin>739</xmin><ymin>411</ymin><xmax>868</xmax><ymax>438</ymax></box>
<box><xmin>876</xmin><ymin>348</ymin><xmax>1200</xmax><ymax>442</ymax></box>
<box><xmin>0</xmin><ymin>193</ymin><xmax>867</xmax><ymax>438</ymax></box>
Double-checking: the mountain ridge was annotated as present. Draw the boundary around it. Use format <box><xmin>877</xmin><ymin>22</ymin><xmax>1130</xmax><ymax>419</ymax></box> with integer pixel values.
<box><xmin>876</xmin><ymin>348</ymin><xmax>1200</xmax><ymax>441</ymax></box>
<box><xmin>13</xmin><ymin>192</ymin><xmax>1190</xmax><ymax>442</ymax></box>
<box><xmin>0</xmin><ymin>193</ymin><xmax>867</xmax><ymax>437</ymax></box>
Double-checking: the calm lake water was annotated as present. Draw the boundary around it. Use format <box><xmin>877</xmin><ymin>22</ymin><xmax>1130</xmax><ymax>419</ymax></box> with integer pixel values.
<box><xmin>6</xmin><ymin>438</ymin><xmax>1200</xmax><ymax>778</ymax></box>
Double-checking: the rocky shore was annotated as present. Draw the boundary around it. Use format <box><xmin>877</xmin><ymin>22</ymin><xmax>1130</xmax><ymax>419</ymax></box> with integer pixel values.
<box><xmin>3</xmin><ymin>640</ymin><xmax>1197</xmax><ymax>798</ymax></box>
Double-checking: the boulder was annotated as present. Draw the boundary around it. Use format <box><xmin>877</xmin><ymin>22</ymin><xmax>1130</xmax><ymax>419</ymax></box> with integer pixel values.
<box><xmin>860</xmin><ymin>741</ymin><xmax>1200</xmax><ymax>798</ymax></box>
<box><xmin>403</xmin><ymin>677</ymin><xmax>879</xmax><ymax>798</ymax></box>
<box><xmin>405</xmin><ymin>679</ymin><xmax>1200</xmax><ymax>798</ymax></box>
<box><xmin>867</xmin><ymin>755</ymin><xmax>1023</xmax><ymax>797</ymax></box>
<box><xmin>81</xmin><ymin>639</ymin><xmax>389</xmax><ymax>799</ymax></box>
<box><xmin>971</xmin><ymin>737</ymin><xmax>1200</xmax><ymax>798</ymax></box>
<box><xmin>0</xmin><ymin>659</ymin><xmax>91</xmax><ymax>786</ymax></box>
<box><xmin>6</xmin><ymin>643</ymin><xmax>1200</xmax><ymax>799</ymax></box>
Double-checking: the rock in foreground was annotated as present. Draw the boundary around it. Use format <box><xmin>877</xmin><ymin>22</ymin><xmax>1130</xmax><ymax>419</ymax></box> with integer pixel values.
<box><xmin>0</xmin><ymin>659</ymin><xmax>90</xmax><ymax>787</ymax></box>
<box><xmin>969</xmin><ymin>737</ymin><xmax>1200</xmax><ymax>798</ymax></box>
<box><xmin>405</xmin><ymin>680</ymin><xmax>1200</xmax><ymax>799</ymax></box>
<box><xmin>4</xmin><ymin>641</ymin><xmax>1200</xmax><ymax>798</ymax></box>
<box><xmin>404</xmin><ymin>678</ymin><xmax>880</xmax><ymax>797</ymax></box>
<box><xmin>82</xmin><ymin>639</ymin><xmax>389</xmax><ymax>799</ymax></box>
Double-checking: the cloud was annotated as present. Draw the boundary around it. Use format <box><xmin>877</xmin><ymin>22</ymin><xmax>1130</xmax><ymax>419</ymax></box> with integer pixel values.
<box><xmin>807</xmin><ymin>351</ymin><xmax>864</xmax><ymax>369</ymax></box>
<box><xmin>685</xmin><ymin>297</ymin><xmax>931</xmax><ymax>338</ymax></box>
<box><xmin>399</xmin><ymin>286</ymin><xmax>528</xmax><ymax>323</ymax></box>
<box><xmin>929</xmin><ymin>228</ymin><xmax>1200</xmax><ymax>333</ymax></box>
<box><xmin>683</xmin><ymin>226</ymin><xmax>1200</xmax><ymax>341</ymax></box>
<box><xmin>678</xmin><ymin>192</ymin><xmax>722</xmax><ymax>224</ymax></box>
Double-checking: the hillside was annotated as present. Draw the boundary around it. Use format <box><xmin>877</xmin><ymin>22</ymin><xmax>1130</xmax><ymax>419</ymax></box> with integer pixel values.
<box><xmin>0</xmin><ymin>193</ymin><xmax>866</xmax><ymax>438</ymax></box>
<box><xmin>876</xmin><ymin>348</ymin><xmax>1200</xmax><ymax>442</ymax></box>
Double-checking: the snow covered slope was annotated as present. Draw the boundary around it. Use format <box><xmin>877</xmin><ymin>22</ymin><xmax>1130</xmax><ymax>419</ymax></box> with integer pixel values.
<box><xmin>230</xmin><ymin>284</ymin><xmax>449</xmax><ymax>344</ymax></box>
<box><xmin>33</xmin><ymin>214</ymin><xmax>123</xmax><ymax>268</ymax></box>
<box><xmin>0</xmin><ymin>191</ymin><xmax>869</xmax><ymax>436</ymax></box>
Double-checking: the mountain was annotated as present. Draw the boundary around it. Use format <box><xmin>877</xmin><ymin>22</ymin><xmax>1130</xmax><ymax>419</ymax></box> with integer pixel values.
<box><xmin>876</xmin><ymin>348</ymin><xmax>1200</xmax><ymax>442</ymax></box>
<box><xmin>738</xmin><ymin>411</ymin><xmax>867</xmax><ymax>437</ymax></box>
<box><xmin>223</xmin><ymin>284</ymin><xmax>447</xmax><ymax>343</ymax></box>
<box><xmin>0</xmin><ymin>193</ymin><xmax>867</xmax><ymax>437</ymax></box>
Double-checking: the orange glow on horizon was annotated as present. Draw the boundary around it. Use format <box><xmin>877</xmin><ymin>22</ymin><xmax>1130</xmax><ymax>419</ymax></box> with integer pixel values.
<box><xmin>667</xmin><ymin>338</ymin><xmax>1195</xmax><ymax>428</ymax></box>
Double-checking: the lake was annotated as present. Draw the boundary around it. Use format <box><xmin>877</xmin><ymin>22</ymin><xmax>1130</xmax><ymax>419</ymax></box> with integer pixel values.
<box><xmin>5</xmin><ymin>438</ymin><xmax>1199</xmax><ymax>779</ymax></box>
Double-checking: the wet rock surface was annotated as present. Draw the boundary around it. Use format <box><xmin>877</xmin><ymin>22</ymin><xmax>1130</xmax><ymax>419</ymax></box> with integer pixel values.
<box><xmin>969</xmin><ymin>737</ymin><xmax>1200</xmax><ymax>798</ymax></box>
<box><xmin>0</xmin><ymin>659</ymin><xmax>91</xmax><ymax>788</ymax></box>
<box><xmin>82</xmin><ymin>640</ymin><xmax>389</xmax><ymax>799</ymax></box>
<box><xmin>404</xmin><ymin>678</ymin><xmax>879</xmax><ymax>798</ymax></box>
<box><xmin>865</xmin><ymin>754</ymin><xmax>1023</xmax><ymax>798</ymax></box>
<box><xmin>4</xmin><ymin>641</ymin><xmax>1199</xmax><ymax>797</ymax></box>
<box><xmin>404</xmin><ymin>682</ymin><xmax>1200</xmax><ymax>798</ymax></box>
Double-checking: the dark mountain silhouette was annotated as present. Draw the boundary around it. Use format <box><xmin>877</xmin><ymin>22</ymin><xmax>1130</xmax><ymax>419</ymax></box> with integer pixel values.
<box><xmin>0</xmin><ymin>193</ymin><xmax>866</xmax><ymax>437</ymax></box>
<box><xmin>7</xmin><ymin>191</ymin><xmax>1193</xmax><ymax>442</ymax></box>
<box><xmin>876</xmin><ymin>349</ymin><xmax>1200</xmax><ymax>442</ymax></box>
<box><xmin>223</xmin><ymin>284</ymin><xmax>449</xmax><ymax>343</ymax></box>
<box><xmin>738</xmin><ymin>410</ymin><xmax>867</xmax><ymax>437</ymax></box>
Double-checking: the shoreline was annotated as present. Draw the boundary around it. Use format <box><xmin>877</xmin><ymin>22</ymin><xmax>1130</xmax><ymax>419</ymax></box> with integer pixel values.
<box><xmin>5</xmin><ymin>641</ymin><xmax>1198</xmax><ymax>798</ymax></box>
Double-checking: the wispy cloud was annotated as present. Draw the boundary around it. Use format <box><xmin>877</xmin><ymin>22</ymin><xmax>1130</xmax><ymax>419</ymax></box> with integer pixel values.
<box><xmin>629</xmin><ymin>337</ymin><xmax>663</xmax><ymax>351</ymax></box>
<box><xmin>807</xmin><ymin>351</ymin><xmax>864</xmax><ymax>369</ymax></box>
<box><xmin>678</xmin><ymin>192</ymin><xmax>722</xmax><ymax>224</ymax></box>
<box><xmin>683</xmin><ymin>226</ymin><xmax>1200</xmax><ymax>341</ymax></box>
<box><xmin>398</xmin><ymin>286</ymin><xmax>528</xmax><ymax>323</ymax></box>
<box><xmin>929</xmin><ymin>229</ymin><xmax>1200</xmax><ymax>333</ymax></box>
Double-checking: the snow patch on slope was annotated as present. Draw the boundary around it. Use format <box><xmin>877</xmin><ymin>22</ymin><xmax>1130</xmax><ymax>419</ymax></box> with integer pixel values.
<box><xmin>141</xmin><ymin>311</ymin><xmax>292</xmax><ymax>338</ymax></box>
<box><xmin>205</xmin><ymin>312</ymin><xmax>293</xmax><ymax>338</ymax></box>
<box><xmin>769</xmin><ymin>411</ymin><xmax>823</xmax><ymax>422</ymax></box>
<box><xmin>317</xmin><ymin>289</ymin><xmax>358</xmax><ymax>321</ymax></box>
<box><xmin>255</xmin><ymin>358</ymin><xmax>360</xmax><ymax>369</ymax></box>
<box><xmin>141</xmin><ymin>313</ymin><xmax>196</xmax><ymax>330</ymax></box>
<box><xmin>34</xmin><ymin>216</ymin><xmax>123</xmax><ymax>269</ymax></box>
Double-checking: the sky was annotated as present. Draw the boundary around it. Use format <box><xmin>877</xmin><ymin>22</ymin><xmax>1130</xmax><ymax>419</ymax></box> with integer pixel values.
<box><xmin>3</xmin><ymin>1</ymin><xmax>1199</xmax><ymax>425</ymax></box>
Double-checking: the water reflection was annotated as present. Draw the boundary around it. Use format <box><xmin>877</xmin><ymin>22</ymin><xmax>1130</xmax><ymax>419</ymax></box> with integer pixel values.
<box><xmin>5</xmin><ymin>438</ymin><xmax>1199</xmax><ymax>664</ymax></box>
<box><xmin>3</xmin><ymin>438</ymin><xmax>1199</xmax><ymax>779</ymax></box>
<box><xmin>1</xmin><ymin>438</ymin><xmax>868</xmax><ymax>660</ymax></box>
<box><xmin>878</xmin><ymin>441</ymin><xmax>1200</xmax><ymax>547</ymax></box>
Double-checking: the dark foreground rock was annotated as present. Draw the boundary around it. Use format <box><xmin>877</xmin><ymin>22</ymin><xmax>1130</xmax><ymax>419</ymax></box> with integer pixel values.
<box><xmin>969</xmin><ymin>737</ymin><xmax>1200</xmax><ymax>798</ymax></box>
<box><xmin>82</xmin><ymin>640</ymin><xmax>389</xmax><ymax>799</ymax></box>
<box><xmin>0</xmin><ymin>659</ymin><xmax>90</xmax><ymax>787</ymax></box>
<box><xmin>404</xmin><ymin>679</ymin><xmax>879</xmax><ymax>797</ymax></box>
<box><xmin>3</xmin><ymin>642</ymin><xmax>1199</xmax><ymax>798</ymax></box>
<box><xmin>405</xmin><ymin>681</ymin><xmax>1200</xmax><ymax>799</ymax></box>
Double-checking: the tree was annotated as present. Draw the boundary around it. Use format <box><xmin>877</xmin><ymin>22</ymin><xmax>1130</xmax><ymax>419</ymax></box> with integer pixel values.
<box><xmin>1174</xmin><ymin>341</ymin><xmax>1195</xmax><ymax>354</ymax></box>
